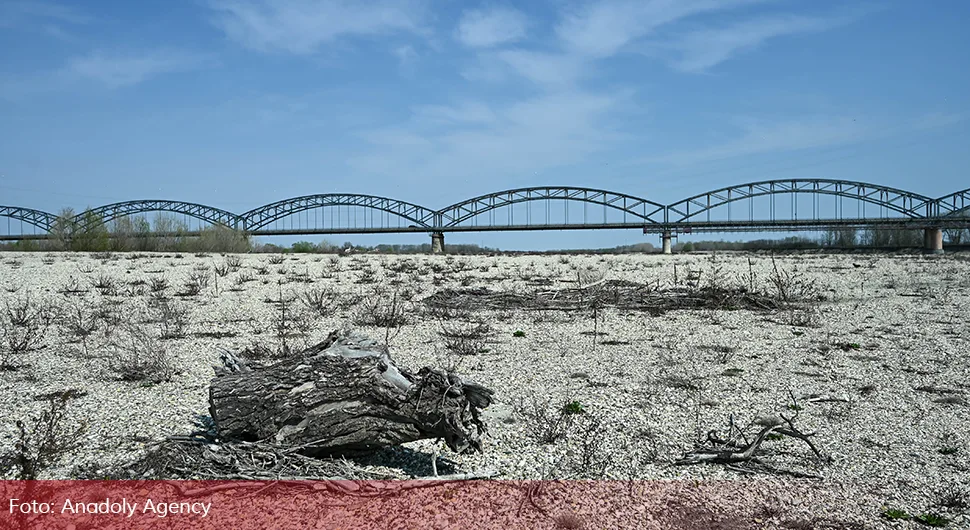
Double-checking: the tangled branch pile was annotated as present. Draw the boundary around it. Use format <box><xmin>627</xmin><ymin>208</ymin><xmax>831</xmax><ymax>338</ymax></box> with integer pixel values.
<box><xmin>424</xmin><ymin>280</ymin><xmax>790</xmax><ymax>315</ymax></box>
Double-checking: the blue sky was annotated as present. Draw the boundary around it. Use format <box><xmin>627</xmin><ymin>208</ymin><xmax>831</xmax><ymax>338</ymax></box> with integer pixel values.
<box><xmin>1</xmin><ymin>0</ymin><xmax>968</xmax><ymax>250</ymax></box>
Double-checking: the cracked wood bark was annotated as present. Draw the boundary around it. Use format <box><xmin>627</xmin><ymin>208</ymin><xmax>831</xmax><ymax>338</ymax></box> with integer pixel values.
<box><xmin>208</xmin><ymin>330</ymin><xmax>494</xmax><ymax>456</ymax></box>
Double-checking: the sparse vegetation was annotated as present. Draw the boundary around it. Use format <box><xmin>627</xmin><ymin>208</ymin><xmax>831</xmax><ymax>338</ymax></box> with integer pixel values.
<box><xmin>516</xmin><ymin>396</ymin><xmax>587</xmax><ymax>445</ymax></box>
<box><xmin>299</xmin><ymin>286</ymin><xmax>339</xmax><ymax>317</ymax></box>
<box><xmin>0</xmin><ymin>390</ymin><xmax>88</xmax><ymax>479</ymax></box>
<box><xmin>0</xmin><ymin>250</ymin><xmax>966</xmax><ymax>525</ymax></box>
<box><xmin>108</xmin><ymin>325</ymin><xmax>178</xmax><ymax>383</ymax></box>
<box><xmin>1</xmin><ymin>292</ymin><xmax>54</xmax><ymax>369</ymax></box>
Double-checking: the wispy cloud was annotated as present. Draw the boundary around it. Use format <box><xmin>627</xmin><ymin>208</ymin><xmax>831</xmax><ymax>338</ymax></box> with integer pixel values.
<box><xmin>0</xmin><ymin>0</ymin><xmax>90</xmax><ymax>27</ymax></box>
<box><xmin>0</xmin><ymin>0</ymin><xmax>89</xmax><ymax>41</ymax></box>
<box><xmin>660</xmin><ymin>13</ymin><xmax>859</xmax><ymax>73</ymax></box>
<box><xmin>347</xmin><ymin>90</ymin><xmax>633</xmax><ymax>184</ymax></box>
<box><xmin>411</xmin><ymin>101</ymin><xmax>498</xmax><ymax>126</ymax></box>
<box><xmin>555</xmin><ymin>0</ymin><xmax>766</xmax><ymax>58</ymax></box>
<box><xmin>641</xmin><ymin>111</ymin><xmax>969</xmax><ymax>167</ymax></box>
<box><xmin>655</xmin><ymin>117</ymin><xmax>871</xmax><ymax>166</ymax></box>
<box><xmin>495</xmin><ymin>50</ymin><xmax>586</xmax><ymax>87</ymax></box>
<box><xmin>208</xmin><ymin>0</ymin><xmax>428</xmax><ymax>54</ymax></box>
<box><xmin>67</xmin><ymin>50</ymin><xmax>210</xmax><ymax>88</ymax></box>
<box><xmin>456</xmin><ymin>6</ymin><xmax>529</xmax><ymax>48</ymax></box>
<box><xmin>1</xmin><ymin>49</ymin><xmax>209</xmax><ymax>98</ymax></box>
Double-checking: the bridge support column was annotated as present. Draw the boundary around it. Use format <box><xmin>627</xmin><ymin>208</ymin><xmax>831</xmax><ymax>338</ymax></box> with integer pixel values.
<box><xmin>923</xmin><ymin>227</ymin><xmax>943</xmax><ymax>254</ymax></box>
<box><xmin>431</xmin><ymin>232</ymin><xmax>445</xmax><ymax>254</ymax></box>
<box><xmin>661</xmin><ymin>231</ymin><xmax>672</xmax><ymax>255</ymax></box>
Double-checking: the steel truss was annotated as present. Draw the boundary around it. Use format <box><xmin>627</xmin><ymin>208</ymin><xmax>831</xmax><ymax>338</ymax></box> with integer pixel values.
<box><xmin>77</xmin><ymin>200</ymin><xmax>242</xmax><ymax>231</ymax></box>
<box><xmin>0</xmin><ymin>206</ymin><xmax>57</xmax><ymax>231</ymax></box>
<box><xmin>666</xmin><ymin>179</ymin><xmax>935</xmax><ymax>223</ymax></box>
<box><xmin>3</xmin><ymin>180</ymin><xmax>969</xmax><ymax>238</ymax></box>
<box><xmin>437</xmin><ymin>187</ymin><xmax>665</xmax><ymax>227</ymax></box>
<box><xmin>241</xmin><ymin>194</ymin><xmax>436</xmax><ymax>231</ymax></box>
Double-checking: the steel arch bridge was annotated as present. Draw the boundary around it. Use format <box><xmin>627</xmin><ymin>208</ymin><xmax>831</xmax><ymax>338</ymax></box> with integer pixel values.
<box><xmin>437</xmin><ymin>186</ymin><xmax>666</xmax><ymax>229</ymax></box>
<box><xmin>666</xmin><ymin>179</ymin><xmax>935</xmax><ymax>223</ymax></box>
<box><xmin>2</xmin><ymin>179</ymin><xmax>968</xmax><ymax>249</ymax></box>
<box><xmin>936</xmin><ymin>188</ymin><xmax>970</xmax><ymax>217</ymax></box>
<box><xmin>0</xmin><ymin>206</ymin><xmax>58</xmax><ymax>232</ymax></box>
<box><xmin>76</xmin><ymin>200</ymin><xmax>243</xmax><ymax>231</ymax></box>
<box><xmin>241</xmin><ymin>194</ymin><xmax>437</xmax><ymax>231</ymax></box>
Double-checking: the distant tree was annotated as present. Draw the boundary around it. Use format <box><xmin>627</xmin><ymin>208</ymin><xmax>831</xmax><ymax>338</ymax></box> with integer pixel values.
<box><xmin>72</xmin><ymin>209</ymin><xmax>109</xmax><ymax>251</ymax></box>
<box><xmin>860</xmin><ymin>228</ymin><xmax>921</xmax><ymax>247</ymax></box>
<box><xmin>48</xmin><ymin>207</ymin><xmax>77</xmax><ymax>250</ymax></box>
<box><xmin>152</xmin><ymin>213</ymin><xmax>189</xmax><ymax>251</ymax></box>
<box><xmin>291</xmin><ymin>241</ymin><xmax>316</xmax><ymax>253</ymax></box>
<box><xmin>191</xmin><ymin>225</ymin><xmax>251</xmax><ymax>253</ymax></box>
<box><xmin>821</xmin><ymin>228</ymin><xmax>857</xmax><ymax>248</ymax></box>
<box><xmin>110</xmin><ymin>216</ymin><xmax>137</xmax><ymax>251</ymax></box>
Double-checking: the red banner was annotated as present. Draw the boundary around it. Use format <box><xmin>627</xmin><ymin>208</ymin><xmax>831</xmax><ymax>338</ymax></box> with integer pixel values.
<box><xmin>1</xmin><ymin>479</ymin><xmax>870</xmax><ymax>529</ymax></box>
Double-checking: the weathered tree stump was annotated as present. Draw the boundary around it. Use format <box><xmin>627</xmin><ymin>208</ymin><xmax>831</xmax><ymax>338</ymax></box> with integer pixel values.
<box><xmin>208</xmin><ymin>330</ymin><xmax>494</xmax><ymax>456</ymax></box>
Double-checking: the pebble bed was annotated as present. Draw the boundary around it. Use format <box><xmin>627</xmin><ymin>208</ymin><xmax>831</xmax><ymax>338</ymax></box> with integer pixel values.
<box><xmin>1</xmin><ymin>250</ymin><xmax>968</xmax><ymax>527</ymax></box>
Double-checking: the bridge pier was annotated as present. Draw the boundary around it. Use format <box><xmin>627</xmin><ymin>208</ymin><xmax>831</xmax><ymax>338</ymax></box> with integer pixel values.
<box><xmin>923</xmin><ymin>227</ymin><xmax>943</xmax><ymax>254</ymax></box>
<box><xmin>661</xmin><ymin>230</ymin><xmax>673</xmax><ymax>255</ymax></box>
<box><xmin>431</xmin><ymin>232</ymin><xmax>445</xmax><ymax>254</ymax></box>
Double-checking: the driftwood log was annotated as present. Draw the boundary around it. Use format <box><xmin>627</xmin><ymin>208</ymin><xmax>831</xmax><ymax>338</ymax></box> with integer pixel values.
<box><xmin>209</xmin><ymin>330</ymin><xmax>494</xmax><ymax>456</ymax></box>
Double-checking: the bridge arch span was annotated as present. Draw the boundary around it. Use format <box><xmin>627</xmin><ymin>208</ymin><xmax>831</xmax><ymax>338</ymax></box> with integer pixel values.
<box><xmin>242</xmin><ymin>194</ymin><xmax>437</xmax><ymax>231</ymax></box>
<box><xmin>666</xmin><ymin>179</ymin><xmax>935</xmax><ymax>223</ymax></box>
<box><xmin>438</xmin><ymin>186</ymin><xmax>666</xmax><ymax>227</ymax></box>
<box><xmin>76</xmin><ymin>201</ymin><xmax>243</xmax><ymax>230</ymax></box>
<box><xmin>0</xmin><ymin>206</ymin><xmax>57</xmax><ymax>232</ymax></box>
<box><xmin>936</xmin><ymin>188</ymin><xmax>970</xmax><ymax>217</ymax></box>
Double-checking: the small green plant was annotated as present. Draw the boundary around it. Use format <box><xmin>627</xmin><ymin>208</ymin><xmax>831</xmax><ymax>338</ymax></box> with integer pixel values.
<box><xmin>914</xmin><ymin>513</ymin><xmax>950</xmax><ymax>527</ymax></box>
<box><xmin>721</xmin><ymin>367</ymin><xmax>744</xmax><ymax>377</ymax></box>
<box><xmin>562</xmin><ymin>401</ymin><xmax>585</xmax><ymax>415</ymax></box>
<box><xmin>881</xmin><ymin>507</ymin><xmax>909</xmax><ymax>521</ymax></box>
<box><xmin>513</xmin><ymin>330</ymin><xmax>526</xmax><ymax>338</ymax></box>
<box><xmin>839</xmin><ymin>342</ymin><xmax>862</xmax><ymax>351</ymax></box>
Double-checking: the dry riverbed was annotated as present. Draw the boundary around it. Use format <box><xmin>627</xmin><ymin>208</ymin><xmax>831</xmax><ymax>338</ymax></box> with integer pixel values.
<box><xmin>1</xmin><ymin>250</ymin><xmax>968</xmax><ymax>528</ymax></box>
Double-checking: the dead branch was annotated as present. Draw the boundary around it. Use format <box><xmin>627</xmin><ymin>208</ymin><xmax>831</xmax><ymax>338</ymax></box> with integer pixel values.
<box><xmin>676</xmin><ymin>391</ymin><xmax>830</xmax><ymax>472</ymax></box>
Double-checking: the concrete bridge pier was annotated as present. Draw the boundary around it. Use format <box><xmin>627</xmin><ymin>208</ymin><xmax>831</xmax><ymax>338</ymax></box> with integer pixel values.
<box><xmin>661</xmin><ymin>230</ymin><xmax>673</xmax><ymax>255</ymax></box>
<box><xmin>923</xmin><ymin>227</ymin><xmax>943</xmax><ymax>254</ymax></box>
<box><xmin>431</xmin><ymin>231</ymin><xmax>445</xmax><ymax>254</ymax></box>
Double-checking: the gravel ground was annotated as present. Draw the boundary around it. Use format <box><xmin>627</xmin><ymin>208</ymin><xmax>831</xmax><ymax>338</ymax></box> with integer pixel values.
<box><xmin>1</xmin><ymin>250</ymin><xmax>968</xmax><ymax>528</ymax></box>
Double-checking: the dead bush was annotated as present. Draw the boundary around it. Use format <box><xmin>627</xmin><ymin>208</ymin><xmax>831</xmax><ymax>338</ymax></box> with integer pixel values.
<box><xmin>1</xmin><ymin>293</ymin><xmax>55</xmax><ymax>369</ymax></box>
<box><xmin>767</xmin><ymin>257</ymin><xmax>821</xmax><ymax>305</ymax></box>
<box><xmin>516</xmin><ymin>396</ymin><xmax>587</xmax><ymax>445</ymax></box>
<box><xmin>58</xmin><ymin>296</ymin><xmax>100</xmax><ymax>355</ymax></box>
<box><xmin>148</xmin><ymin>296</ymin><xmax>189</xmax><ymax>339</ymax></box>
<box><xmin>108</xmin><ymin>325</ymin><xmax>178</xmax><ymax>383</ymax></box>
<box><xmin>355</xmin><ymin>287</ymin><xmax>411</xmax><ymax>329</ymax></box>
<box><xmin>439</xmin><ymin>319</ymin><xmax>492</xmax><ymax>356</ymax></box>
<box><xmin>147</xmin><ymin>277</ymin><xmax>168</xmax><ymax>293</ymax></box>
<box><xmin>354</xmin><ymin>287</ymin><xmax>412</xmax><ymax>347</ymax></box>
<box><xmin>90</xmin><ymin>273</ymin><xmax>119</xmax><ymax>295</ymax></box>
<box><xmin>58</xmin><ymin>276</ymin><xmax>88</xmax><ymax>295</ymax></box>
<box><xmin>0</xmin><ymin>390</ymin><xmax>87</xmax><ymax>479</ymax></box>
<box><xmin>178</xmin><ymin>270</ymin><xmax>210</xmax><ymax>297</ymax></box>
<box><xmin>213</xmin><ymin>262</ymin><xmax>231</xmax><ymax>277</ymax></box>
<box><xmin>268</xmin><ymin>283</ymin><xmax>312</xmax><ymax>357</ymax></box>
<box><xmin>557</xmin><ymin>414</ymin><xmax>613</xmax><ymax>478</ymax></box>
<box><xmin>299</xmin><ymin>287</ymin><xmax>339</xmax><ymax>317</ymax></box>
